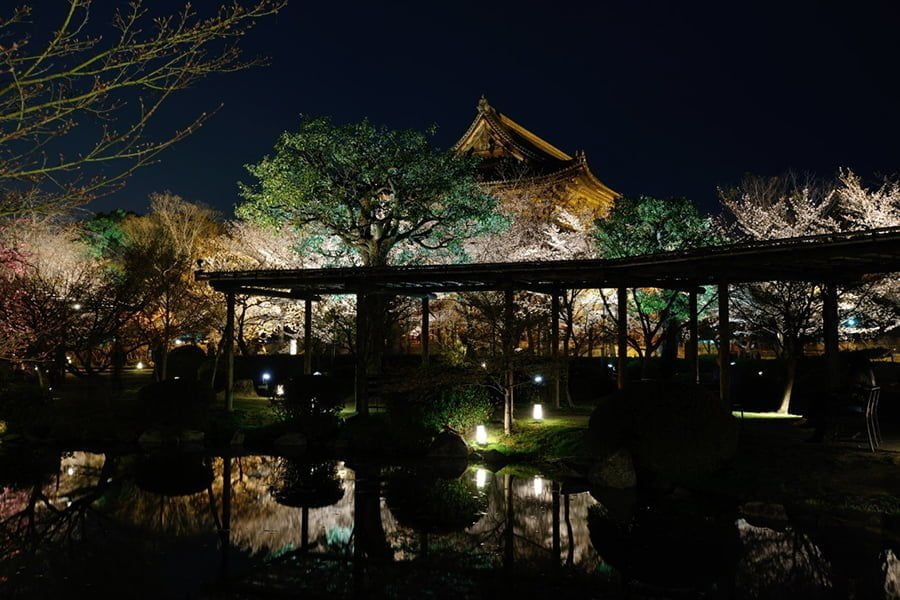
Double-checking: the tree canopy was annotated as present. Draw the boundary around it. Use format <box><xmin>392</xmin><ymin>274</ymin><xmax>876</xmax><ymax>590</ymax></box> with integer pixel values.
<box><xmin>237</xmin><ymin>117</ymin><xmax>506</xmax><ymax>267</ymax></box>
<box><xmin>595</xmin><ymin>195</ymin><xmax>714</xmax><ymax>259</ymax></box>
<box><xmin>594</xmin><ymin>196</ymin><xmax>715</xmax><ymax>375</ymax></box>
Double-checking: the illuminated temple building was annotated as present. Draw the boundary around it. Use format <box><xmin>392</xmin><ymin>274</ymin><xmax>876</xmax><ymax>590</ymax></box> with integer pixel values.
<box><xmin>455</xmin><ymin>97</ymin><xmax>619</xmax><ymax>221</ymax></box>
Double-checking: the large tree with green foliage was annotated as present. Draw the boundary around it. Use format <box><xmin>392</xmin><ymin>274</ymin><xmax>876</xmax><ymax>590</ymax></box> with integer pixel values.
<box><xmin>596</xmin><ymin>196</ymin><xmax>715</xmax><ymax>377</ymax></box>
<box><xmin>237</xmin><ymin>117</ymin><xmax>505</xmax><ymax>267</ymax></box>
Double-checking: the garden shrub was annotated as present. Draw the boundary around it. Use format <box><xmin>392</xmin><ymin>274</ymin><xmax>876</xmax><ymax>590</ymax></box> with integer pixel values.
<box><xmin>166</xmin><ymin>345</ymin><xmax>207</xmax><ymax>381</ymax></box>
<box><xmin>420</xmin><ymin>384</ymin><xmax>493</xmax><ymax>436</ymax></box>
<box><xmin>273</xmin><ymin>375</ymin><xmax>342</xmax><ymax>438</ymax></box>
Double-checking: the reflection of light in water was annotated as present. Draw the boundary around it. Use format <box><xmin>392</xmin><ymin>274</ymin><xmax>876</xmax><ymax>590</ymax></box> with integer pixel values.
<box><xmin>884</xmin><ymin>549</ymin><xmax>900</xmax><ymax>599</ymax></box>
<box><xmin>533</xmin><ymin>476</ymin><xmax>543</xmax><ymax>497</ymax></box>
<box><xmin>475</xmin><ymin>469</ymin><xmax>487</xmax><ymax>489</ymax></box>
<box><xmin>735</xmin><ymin>518</ymin><xmax>832</xmax><ymax>599</ymax></box>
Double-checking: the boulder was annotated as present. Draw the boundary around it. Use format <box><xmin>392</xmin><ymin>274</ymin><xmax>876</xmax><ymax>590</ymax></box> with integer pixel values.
<box><xmin>478</xmin><ymin>448</ymin><xmax>507</xmax><ymax>465</ymax></box>
<box><xmin>588</xmin><ymin>449</ymin><xmax>637</xmax><ymax>489</ymax></box>
<box><xmin>589</xmin><ymin>381</ymin><xmax>738</xmax><ymax>484</ymax></box>
<box><xmin>427</xmin><ymin>428</ymin><xmax>469</xmax><ymax>459</ymax></box>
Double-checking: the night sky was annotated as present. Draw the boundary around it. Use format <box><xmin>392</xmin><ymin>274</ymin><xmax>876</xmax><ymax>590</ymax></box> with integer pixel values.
<box><xmin>83</xmin><ymin>0</ymin><xmax>900</xmax><ymax>217</ymax></box>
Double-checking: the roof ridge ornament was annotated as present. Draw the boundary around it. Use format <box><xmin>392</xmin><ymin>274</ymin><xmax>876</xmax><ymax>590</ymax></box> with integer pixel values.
<box><xmin>477</xmin><ymin>95</ymin><xmax>492</xmax><ymax>114</ymax></box>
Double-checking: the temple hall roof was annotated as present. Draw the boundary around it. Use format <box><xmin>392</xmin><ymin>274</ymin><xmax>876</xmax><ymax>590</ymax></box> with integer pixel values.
<box><xmin>454</xmin><ymin>97</ymin><xmax>619</xmax><ymax>214</ymax></box>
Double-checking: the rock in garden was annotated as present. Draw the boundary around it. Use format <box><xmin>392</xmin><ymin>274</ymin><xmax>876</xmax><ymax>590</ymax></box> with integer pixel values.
<box><xmin>427</xmin><ymin>428</ymin><xmax>469</xmax><ymax>459</ymax></box>
<box><xmin>589</xmin><ymin>381</ymin><xmax>738</xmax><ymax>484</ymax></box>
<box><xmin>478</xmin><ymin>448</ymin><xmax>507</xmax><ymax>465</ymax></box>
<box><xmin>588</xmin><ymin>449</ymin><xmax>637</xmax><ymax>489</ymax></box>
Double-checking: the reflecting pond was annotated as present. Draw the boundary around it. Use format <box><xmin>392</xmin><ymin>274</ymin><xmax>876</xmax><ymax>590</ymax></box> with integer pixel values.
<box><xmin>0</xmin><ymin>451</ymin><xmax>898</xmax><ymax>599</ymax></box>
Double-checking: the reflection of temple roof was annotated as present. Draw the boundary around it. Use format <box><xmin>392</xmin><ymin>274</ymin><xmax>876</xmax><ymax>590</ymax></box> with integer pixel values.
<box><xmin>454</xmin><ymin>97</ymin><xmax>619</xmax><ymax>214</ymax></box>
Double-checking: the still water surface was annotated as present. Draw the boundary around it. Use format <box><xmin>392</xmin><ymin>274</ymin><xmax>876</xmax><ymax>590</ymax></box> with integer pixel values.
<box><xmin>0</xmin><ymin>451</ymin><xmax>897</xmax><ymax>599</ymax></box>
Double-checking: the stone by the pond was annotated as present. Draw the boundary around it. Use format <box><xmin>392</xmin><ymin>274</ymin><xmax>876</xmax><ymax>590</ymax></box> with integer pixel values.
<box><xmin>478</xmin><ymin>448</ymin><xmax>507</xmax><ymax>465</ymax></box>
<box><xmin>427</xmin><ymin>429</ymin><xmax>468</xmax><ymax>459</ymax></box>
<box><xmin>274</xmin><ymin>433</ymin><xmax>307</xmax><ymax>450</ymax></box>
<box><xmin>589</xmin><ymin>381</ymin><xmax>738</xmax><ymax>484</ymax></box>
<box><xmin>588</xmin><ymin>449</ymin><xmax>637</xmax><ymax>489</ymax></box>
<box><xmin>230</xmin><ymin>430</ymin><xmax>245</xmax><ymax>447</ymax></box>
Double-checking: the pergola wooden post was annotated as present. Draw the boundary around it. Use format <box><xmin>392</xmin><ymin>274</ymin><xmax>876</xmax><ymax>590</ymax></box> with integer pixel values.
<box><xmin>718</xmin><ymin>282</ymin><xmax>730</xmax><ymax>405</ymax></box>
<box><xmin>503</xmin><ymin>288</ymin><xmax>515</xmax><ymax>434</ymax></box>
<box><xmin>616</xmin><ymin>287</ymin><xmax>628</xmax><ymax>390</ymax></box>
<box><xmin>550</xmin><ymin>289</ymin><xmax>561</xmax><ymax>409</ymax></box>
<box><xmin>421</xmin><ymin>296</ymin><xmax>430</xmax><ymax>366</ymax></box>
<box><xmin>303</xmin><ymin>298</ymin><xmax>313</xmax><ymax>375</ymax></box>
<box><xmin>355</xmin><ymin>293</ymin><xmax>369</xmax><ymax>417</ymax></box>
<box><xmin>224</xmin><ymin>290</ymin><xmax>235</xmax><ymax>412</ymax></box>
<box><xmin>687</xmin><ymin>288</ymin><xmax>699</xmax><ymax>385</ymax></box>
<box><xmin>823</xmin><ymin>283</ymin><xmax>840</xmax><ymax>391</ymax></box>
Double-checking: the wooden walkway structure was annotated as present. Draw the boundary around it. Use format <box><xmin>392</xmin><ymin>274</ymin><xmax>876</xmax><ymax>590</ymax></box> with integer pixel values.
<box><xmin>197</xmin><ymin>227</ymin><xmax>900</xmax><ymax>419</ymax></box>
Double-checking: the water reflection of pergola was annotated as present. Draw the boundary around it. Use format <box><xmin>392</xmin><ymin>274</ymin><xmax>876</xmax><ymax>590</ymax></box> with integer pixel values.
<box><xmin>197</xmin><ymin>227</ymin><xmax>900</xmax><ymax>416</ymax></box>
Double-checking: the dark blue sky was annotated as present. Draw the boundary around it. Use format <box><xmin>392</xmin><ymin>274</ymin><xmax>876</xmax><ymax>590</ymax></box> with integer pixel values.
<box><xmin>84</xmin><ymin>0</ymin><xmax>900</xmax><ymax>216</ymax></box>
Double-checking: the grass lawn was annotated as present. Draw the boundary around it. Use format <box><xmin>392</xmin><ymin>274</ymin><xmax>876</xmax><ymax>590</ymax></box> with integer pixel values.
<box><xmin>478</xmin><ymin>404</ymin><xmax>593</xmax><ymax>461</ymax></box>
<box><xmin>733</xmin><ymin>410</ymin><xmax>804</xmax><ymax>420</ymax></box>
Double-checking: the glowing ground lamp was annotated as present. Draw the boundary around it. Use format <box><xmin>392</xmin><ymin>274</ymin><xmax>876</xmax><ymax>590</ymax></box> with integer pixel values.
<box><xmin>475</xmin><ymin>468</ymin><xmax>488</xmax><ymax>489</ymax></box>
<box><xmin>532</xmin><ymin>403</ymin><xmax>544</xmax><ymax>421</ymax></box>
<box><xmin>475</xmin><ymin>425</ymin><xmax>488</xmax><ymax>445</ymax></box>
<box><xmin>136</xmin><ymin>361</ymin><xmax>144</xmax><ymax>370</ymax></box>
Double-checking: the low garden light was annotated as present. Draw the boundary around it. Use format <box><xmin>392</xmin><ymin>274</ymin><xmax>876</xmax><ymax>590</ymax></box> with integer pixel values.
<box><xmin>72</xmin><ymin>303</ymin><xmax>82</xmax><ymax>311</ymax></box>
<box><xmin>533</xmin><ymin>374</ymin><xmax>544</xmax><ymax>384</ymax></box>
<box><xmin>475</xmin><ymin>468</ymin><xmax>487</xmax><ymax>489</ymax></box>
<box><xmin>174</xmin><ymin>339</ymin><xmax>184</xmax><ymax>346</ymax></box>
<box><xmin>136</xmin><ymin>361</ymin><xmax>144</xmax><ymax>370</ymax></box>
<box><xmin>275</xmin><ymin>384</ymin><xmax>285</xmax><ymax>397</ymax></box>
<box><xmin>532</xmin><ymin>403</ymin><xmax>544</xmax><ymax>421</ymax></box>
<box><xmin>475</xmin><ymin>425</ymin><xmax>488</xmax><ymax>445</ymax></box>
<box><xmin>480</xmin><ymin>361</ymin><xmax>487</xmax><ymax>369</ymax></box>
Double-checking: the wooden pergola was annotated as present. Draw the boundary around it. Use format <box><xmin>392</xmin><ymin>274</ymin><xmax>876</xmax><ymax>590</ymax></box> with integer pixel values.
<box><xmin>197</xmin><ymin>227</ymin><xmax>900</xmax><ymax>422</ymax></box>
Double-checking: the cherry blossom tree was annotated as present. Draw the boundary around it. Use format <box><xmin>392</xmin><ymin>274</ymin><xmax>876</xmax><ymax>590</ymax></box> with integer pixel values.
<box><xmin>0</xmin><ymin>1</ymin><xmax>284</xmax><ymax>218</ymax></box>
